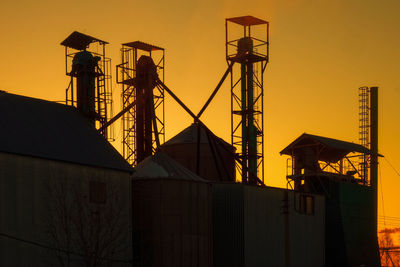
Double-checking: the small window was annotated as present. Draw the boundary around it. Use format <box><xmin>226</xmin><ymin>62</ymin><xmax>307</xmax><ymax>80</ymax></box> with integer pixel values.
<box><xmin>89</xmin><ymin>181</ymin><xmax>107</xmax><ymax>204</ymax></box>
<box><xmin>300</xmin><ymin>195</ymin><xmax>314</xmax><ymax>215</ymax></box>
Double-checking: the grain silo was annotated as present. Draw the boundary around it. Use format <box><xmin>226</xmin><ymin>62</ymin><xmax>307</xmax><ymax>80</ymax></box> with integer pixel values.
<box><xmin>160</xmin><ymin>123</ymin><xmax>236</xmax><ymax>182</ymax></box>
<box><xmin>132</xmin><ymin>152</ymin><xmax>212</xmax><ymax>267</ymax></box>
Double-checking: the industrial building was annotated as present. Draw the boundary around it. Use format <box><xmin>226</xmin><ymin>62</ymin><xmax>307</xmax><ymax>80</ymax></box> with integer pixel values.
<box><xmin>212</xmin><ymin>183</ymin><xmax>325</xmax><ymax>267</ymax></box>
<box><xmin>281</xmin><ymin>133</ymin><xmax>381</xmax><ymax>266</ymax></box>
<box><xmin>0</xmin><ymin>92</ymin><xmax>133</xmax><ymax>266</ymax></box>
<box><xmin>0</xmin><ymin>15</ymin><xmax>382</xmax><ymax>266</ymax></box>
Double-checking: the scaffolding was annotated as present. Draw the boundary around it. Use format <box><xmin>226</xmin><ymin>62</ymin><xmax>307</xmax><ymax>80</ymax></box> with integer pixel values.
<box><xmin>117</xmin><ymin>41</ymin><xmax>165</xmax><ymax>166</ymax></box>
<box><xmin>226</xmin><ymin>16</ymin><xmax>269</xmax><ymax>184</ymax></box>
<box><xmin>359</xmin><ymin>86</ymin><xmax>370</xmax><ymax>184</ymax></box>
<box><xmin>61</xmin><ymin>31</ymin><xmax>114</xmax><ymax>140</ymax></box>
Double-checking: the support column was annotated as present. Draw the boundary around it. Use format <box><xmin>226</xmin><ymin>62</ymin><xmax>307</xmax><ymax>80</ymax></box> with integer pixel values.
<box><xmin>370</xmin><ymin>86</ymin><xmax>378</xmax><ymax>233</ymax></box>
<box><xmin>241</xmin><ymin>63</ymin><xmax>248</xmax><ymax>183</ymax></box>
<box><xmin>247</xmin><ymin>61</ymin><xmax>257</xmax><ymax>184</ymax></box>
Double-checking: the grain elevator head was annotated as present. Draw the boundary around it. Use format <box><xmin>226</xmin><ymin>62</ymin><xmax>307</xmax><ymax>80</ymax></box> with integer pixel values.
<box><xmin>61</xmin><ymin>31</ymin><xmax>114</xmax><ymax>139</ymax></box>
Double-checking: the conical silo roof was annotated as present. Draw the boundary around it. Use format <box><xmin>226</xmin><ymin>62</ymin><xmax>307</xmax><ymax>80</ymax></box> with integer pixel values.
<box><xmin>162</xmin><ymin>123</ymin><xmax>233</xmax><ymax>149</ymax></box>
<box><xmin>160</xmin><ymin>123</ymin><xmax>236</xmax><ymax>182</ymax></box>
<box><xmin>132</xmin><ymin>152</ymin><xmax>206</xmax><ymax>181</ymax></box>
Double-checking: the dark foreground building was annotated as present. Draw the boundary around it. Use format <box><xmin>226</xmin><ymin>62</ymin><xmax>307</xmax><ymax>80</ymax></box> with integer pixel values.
<box><xmin>281</xmin><ymin>133</ymin><xmax>381</xmax><ymax>266</ymax></box>
<box><xmin>0</xmin><ymin>92</ymin><xmax>133</xmax><ymax>266</ymax></box>
<box><xmin>132</xmin><ymin>152</ymin><xmax>213</xmax><ymax>267</ymax></box>
<box><xmin>0</xmin><ymin>92</ymin><xmax>380</xmax><ymax>266</ymax></box>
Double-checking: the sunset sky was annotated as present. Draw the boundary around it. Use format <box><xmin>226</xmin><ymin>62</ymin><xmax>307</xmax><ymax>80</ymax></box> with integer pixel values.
<box><xmin>1</xmin><ymin>0</ymin><xmax>399</xmax><ymax>230</ymax></box>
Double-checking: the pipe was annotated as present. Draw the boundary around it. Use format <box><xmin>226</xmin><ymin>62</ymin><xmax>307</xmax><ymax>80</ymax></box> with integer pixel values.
<box><xmin>284</xmin><ymin>190</ymin><xmax>290</xmax><ymax>267</ymax></box>
<box><xmin>158</xmin><ymin>79</ymin><xmax>266</xmax><ymax>186</ymax></box>
<box><xmin>370</xmin><ymin>86</ymin><xmax>381</xmax><ymax>266</ymax></box>
<box><xmin>370</xmin><ymin>86</ymin><xmax>378</xmax><ymax>233</ymax></box>
<box><xmin>98</xmin><ymin>100</ymin><xmax>136</xmax><ymax>133</ymax></box>
<box><xmin>196</xmin><ymin>61</ymin><xmax>234</xmax><ymax>119</ymax></box>
<box><xmin>247</xmin><ymin>60</ymin><xmax>257</xmax><ymax>184</ymax></box>
<box><xmin>241</xmin><ymin>63</ymin><xmax>248</xmax><ymax>183</ymax></box>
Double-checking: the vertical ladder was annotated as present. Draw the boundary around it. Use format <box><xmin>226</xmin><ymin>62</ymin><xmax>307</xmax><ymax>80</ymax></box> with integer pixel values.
<box><xmin>359</xmin><ymin>86</ymin><xmax>370</xmax><ymax>183</ymax></box>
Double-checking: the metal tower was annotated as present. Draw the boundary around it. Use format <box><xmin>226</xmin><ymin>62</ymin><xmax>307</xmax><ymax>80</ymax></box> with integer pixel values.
<box><xmin>117</xmin><ymin>41</ymin><xmax>165</xmax><ymax>165</ymax></box>
<box><xmin>61</xmin><ymin>31</ymin><xmax>114</xmax><ymax>140</ymax></box>
<box><xmin>226</xmin><ymin>16</ymin><xmax>269</xmax><ymax>184</ymax></box>
<box><xmin>359</xmin><ymin>86</ymin><xmax>370</xmax><ymax>183</ymax></box>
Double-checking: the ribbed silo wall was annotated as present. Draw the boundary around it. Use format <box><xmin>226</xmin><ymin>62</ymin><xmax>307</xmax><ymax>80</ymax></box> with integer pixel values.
<box><xmin>212</xmin><ymin>183</ymin><xmax>325</xmax><ymax>267</ymax></box>
<box><xmin>132</xmin><ymin>178</ymin><xmax>212</xmax><ymax>267</ymax></box>
<box><xmin>161</xmin><ymin>143</ymin><xmax>236</xmax><ymax>182</ymax></box>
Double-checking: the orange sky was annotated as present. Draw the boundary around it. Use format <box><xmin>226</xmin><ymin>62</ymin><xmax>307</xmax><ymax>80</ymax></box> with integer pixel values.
<box><xmin>1</xmin><ymin>0</ymin><xmax>399</xmax><ymax>230</ymax></box>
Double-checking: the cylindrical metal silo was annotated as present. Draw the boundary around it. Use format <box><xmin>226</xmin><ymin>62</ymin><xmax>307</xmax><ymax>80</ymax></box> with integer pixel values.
<box><xmin>135</xmin><ymin>55</ymin><xmax>158</xmax><ymax>163</ymax></box>
<box><xmin>71</xmin><ymin>50</ymin><xmax>100</xmax><ymax>124</ymax></box>
<box><xmin>160</xmin><ymin>123</ymin><xmax>236</xmax><ymax>182</ymax></box>
<box><xmin>132</xmin><ymin>152</ymin><xmax>212</xmax><ymax>267</ymax></box>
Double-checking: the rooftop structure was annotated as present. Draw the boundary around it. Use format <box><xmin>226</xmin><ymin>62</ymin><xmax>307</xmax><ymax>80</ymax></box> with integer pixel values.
<box><xmin>226</xmin><ymin>15</ymin><xmax>268</xmax><ymax>26</ymax></box>
<box><xmin>122</xmin><ymin>41</ymin><xmax>164</xmax><ymax>52</ymax></box>
<box><xmin>280</xmin><ymin>133</ymin><xmax>374</xmax><ymax>163</ymax></box>
<box><xmin>60</xmin><ymin>31</ymin><xmax>108</xmax><ymax>50</ymax></box>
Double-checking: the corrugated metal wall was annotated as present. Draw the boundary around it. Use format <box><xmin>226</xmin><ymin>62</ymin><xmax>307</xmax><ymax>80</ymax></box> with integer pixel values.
<box><xmin>337</xmin><ymin>182</ymin><xmax>380</xmax><ymax>266</ymax></box>
<box><xmin>0</xmin><ymin>152</ymin><xmax>132</xmax><ymax>267</ymax></box>
<box><xmin>212</xmin><ymin>183</ymin><xmax>325</xmax><ymax>267</ymax></box>
<box><xmin>132</xmin><ymin>178</ymin><xmax>213</xmax><ymax>267</ymax></box>
<box><xmin>243</xmin><ymin>185</ymin><xmax>286</xmax><ymax>266</ymax></box>
<box><xmin>213</xmin><ymin>183</ymin><xmax>244</xmax><ymax>267</ymax></box>
<box><xmin>288</xmin><ymin>189</ymin><xmax>325</xmax><ymax>267</ymax></box>
<box><xmin>322</xmin><ymin>179</ymin><xmax>381</xmax><ymax>266</ymax></box>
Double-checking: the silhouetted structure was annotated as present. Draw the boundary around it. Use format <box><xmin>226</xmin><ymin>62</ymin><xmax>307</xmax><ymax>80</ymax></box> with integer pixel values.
<box><xmin>370</xmin><ymin>87</ymin><xmax>379</xmax><ymax>241</ymax></box>
<box><xmin>0</xmin><ymin>15</ymin><xmax>384</xmax><ymax>267</ymax></box>
<box><xmin>212</xmin><ymin>183</ymin><xmax>325</xmax><ymax>267</ymax></box>
<box><xmin>226</xmin><ymin>16</ymin><xmax>269</xmax><ymax>184</ymax></box>
<box><xmin>281</xmin><ymin>132</ymin><xmax>381</xmax><ymax>266</ymax></box>
<box><xmin>61</xmin><ymin>31</ymin><xmax>114</xmax><ymax>139</ymax></box>
<box><xmin>359</xmin><ymin>86</ymin><xmax>370</xmax><ymax>182</ymax></box>
<box><xmin>117</xmin><ymin>41</ymin><xmax>165</xmax><ymax>165</ymax></box>
<box><xmin>132</xmin><ymin>152</ymin><xmax>212</xmax><ymax>267</ymax></box>
<box><xmin>0</xmin><ymin>92</ymin><xmax>132</xmax><ymax>266</ymax></box>
<box><xmin>161</xmin><ymin>123</ymin><xmax>236</xmax><ymax>182</ymax></box>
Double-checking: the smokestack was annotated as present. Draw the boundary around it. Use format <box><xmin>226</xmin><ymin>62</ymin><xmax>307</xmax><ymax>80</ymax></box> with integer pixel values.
<box><xmin>370</xmin><ymin>86</ymin><xmax>378</xmax><ymax>233</ymax></box>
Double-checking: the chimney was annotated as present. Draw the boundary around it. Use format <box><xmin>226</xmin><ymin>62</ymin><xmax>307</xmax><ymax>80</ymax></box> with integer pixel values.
<box><xmin>370</xmin><ymin>86</ymin><xmax>378</xmax><ymax>233</ymax></box>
